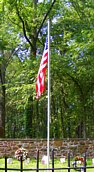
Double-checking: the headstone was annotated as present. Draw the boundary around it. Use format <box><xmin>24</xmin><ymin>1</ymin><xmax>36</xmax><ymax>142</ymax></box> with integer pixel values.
<box><xmin>42</xmin><ymin>155</ymin><xmax>50</xmax><ymax>165</ymax></box>
<box><xmin>7</xmin><ymin>158</ymin><xmax>13</xmax><ymax>164</ymax></box>
<box><xmin>60</xmin><ymin>157</ymin><xmax>66</xmax><ymax>163</ymax></box>
<box><xmin>81</xmin><ymin>168</ymin><xmax>84</xmax><ymax>172</ymax></box>
<box><xmin>25</xmin><ymin>158</ymin><xmax>30</xmax><ymax>164</ymax></box>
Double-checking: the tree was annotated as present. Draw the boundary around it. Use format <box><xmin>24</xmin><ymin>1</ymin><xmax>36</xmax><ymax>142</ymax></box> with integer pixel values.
<box><xmin>0</xmin><ymin>0</ymin><xmax>19</xmax><ymax>137</ymax></box>
<box><xmin>49</xmin><ymin>0</ymin><xmax>94</xmax><ymax>138</ymax></box>
<box><xmin>4</xmin><ymin>0</ymin><xmax>58</xmax><ymax>138</ymax></box>
<box><xmin>3</xmin><ymin>0</ymin><xmax>94</xmax><ymax>138</ymax></box>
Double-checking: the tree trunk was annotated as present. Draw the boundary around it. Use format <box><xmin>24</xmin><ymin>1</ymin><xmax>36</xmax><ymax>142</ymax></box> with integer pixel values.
<box><xmin>25</xmin><ymin>96</ymin><xmax>33</xmax><ymax>137</ymax></box>
<box><xmin>0</xmin><ymin>63</ymin><xmax>6</xmax><ymax>137</ymax></box>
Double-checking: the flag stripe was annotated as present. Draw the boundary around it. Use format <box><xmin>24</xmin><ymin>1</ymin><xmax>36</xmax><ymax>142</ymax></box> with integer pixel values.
<box><xmin>36</xmin><ymin>38</ymin><xmax>48</xmax><ymax>99</ymax></box>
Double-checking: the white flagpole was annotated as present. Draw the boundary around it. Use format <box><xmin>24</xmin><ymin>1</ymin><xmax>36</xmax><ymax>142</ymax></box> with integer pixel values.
<box><xmin>47</xmin><ymin>19</ymin><xmax>50</xmax><ymax>169</ymax></box>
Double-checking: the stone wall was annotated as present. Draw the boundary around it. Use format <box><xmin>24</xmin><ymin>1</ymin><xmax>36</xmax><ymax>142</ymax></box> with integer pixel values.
<box><xmin>0</xmin><ymin>138</ymin><xmax>94</xmax><ymax>158</ymax></box>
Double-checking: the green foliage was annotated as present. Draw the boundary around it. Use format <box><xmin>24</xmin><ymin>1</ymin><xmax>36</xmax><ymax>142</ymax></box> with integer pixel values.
<box><xmin>0</xmin><ymin>0</ymin><xmax>94</xmax><ymax>138</ymax></box>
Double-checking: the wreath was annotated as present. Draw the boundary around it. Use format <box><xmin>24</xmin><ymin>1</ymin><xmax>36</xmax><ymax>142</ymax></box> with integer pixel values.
<box><xmin>15</xmin><ymin>147</ymin><xmax>28</xmax><ymax>161</ymax></box>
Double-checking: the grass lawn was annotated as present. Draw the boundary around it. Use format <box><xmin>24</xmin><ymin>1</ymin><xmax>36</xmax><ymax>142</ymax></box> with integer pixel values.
<box><xmin>0</xmin><ymin>158</ymin><xmax>94</xmax><ymax>172</ymax></box>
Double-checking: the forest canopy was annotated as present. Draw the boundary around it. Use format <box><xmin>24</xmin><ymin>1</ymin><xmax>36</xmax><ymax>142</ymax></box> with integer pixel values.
<box><xmin>0</xmin><ymin>0</ymin><xmax>94</xmax><ymax>138</ymax></box>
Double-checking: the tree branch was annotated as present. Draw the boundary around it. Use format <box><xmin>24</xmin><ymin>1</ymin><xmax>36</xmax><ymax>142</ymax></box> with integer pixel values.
<box><xmin>36</xmin><ymin>0</ymin><xmax>56</xmax><ymax>38</ymax></box>
<box><xmin>16</xmin><ymin>4</ymin><xmax>34</xmax><ymax>50</ymax></box>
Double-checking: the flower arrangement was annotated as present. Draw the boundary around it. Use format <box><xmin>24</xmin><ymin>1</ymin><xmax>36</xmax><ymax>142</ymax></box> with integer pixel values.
<box><xmin>15</xmin><ymin>147</ymin><xmax>28</xmax><ymax>161</ymax></box>
<box><xmin>72</xmin><ymin>156</ymin><xmax>86</xmax><ymax>171</ymax></box>
<box><xmin>74</xmin><ymin>156</ymin><xmax>84</xmax><ymax>163</ymax></box>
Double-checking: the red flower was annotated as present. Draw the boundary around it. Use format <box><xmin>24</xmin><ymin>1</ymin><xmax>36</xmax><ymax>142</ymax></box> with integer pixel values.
<box><xmin>75</xmin><ymin>156</ymin><xmax>84</xmax><ymax>162</ymax></box>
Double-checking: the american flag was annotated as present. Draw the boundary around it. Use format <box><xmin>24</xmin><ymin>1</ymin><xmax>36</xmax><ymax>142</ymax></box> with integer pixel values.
<box><xmin>36</xmin><ymin>37</ymin><xmax>48</xmax><ymax>99</ymax></box>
